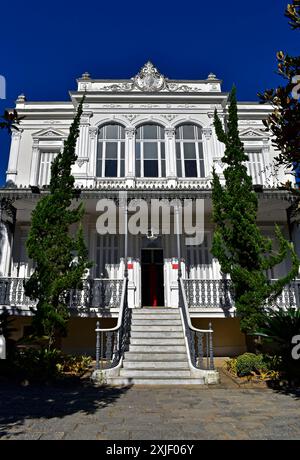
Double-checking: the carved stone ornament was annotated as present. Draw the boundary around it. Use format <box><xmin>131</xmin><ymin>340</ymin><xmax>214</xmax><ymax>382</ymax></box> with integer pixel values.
<box><xmin>133</xmin><ymin>61</ymin><xmax>166</xmax><ymax>92</ymax></box>
<box><xmin>89</xmin><ymin>127</ymin><xmax>98</xmax><ymax>139</ymax></box>
<box><xmin>203</xmin><ymin>127</ymin><xmax>212</xmax><ymax>140</ymax></box>
<box><xmin>165</xmin><ymin>128</ymin><xmax>175</xmax><ymax>139</ymax></box>
<box><xmin>77</xmin><ymin>158</ymin><xmax>89</xmax><ymax>168</ymax></box>
<box><xmin>124</xmin><ymin>114</ymin><xmax>138</xmax><ymax>122</ymax></box>
<box><xmin>162</xmin><ymin>114</ymin><xmax>177</xmax><ymax>122</ymax></box>
<box><xmin>99</xmin><ymin>62</ymin><xmax>202</xmax><ymax>93</ymax></box>
<box><xmin>125</xmin><ymin>128</ymin><xmax>135</xmax><ymax>139</ymax></box>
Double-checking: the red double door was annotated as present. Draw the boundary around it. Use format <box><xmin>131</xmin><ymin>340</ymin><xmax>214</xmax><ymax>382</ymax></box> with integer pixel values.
<box><xmin>141</xmin><ymin>249</ymin><xmax>164</xmax><ymax>307</ymax></box>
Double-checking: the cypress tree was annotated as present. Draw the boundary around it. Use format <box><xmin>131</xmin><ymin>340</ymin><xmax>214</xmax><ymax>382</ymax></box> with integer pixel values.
<box><xmin>24</xmin><ymin>98</ymin><xmax>91</xmax><ymax>349</ymax></box>
<box><xmin>212</xmin><ymin>87</ymin><xmax>300</xmax><ymax>333</ymax></box>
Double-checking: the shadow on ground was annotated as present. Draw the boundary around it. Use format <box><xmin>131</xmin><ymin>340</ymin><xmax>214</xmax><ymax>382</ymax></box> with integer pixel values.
<box><xmin>0</xmin><ymin>381</ymin><xmax>132</xmax><ymax>437</ymax></box>
<box><xmin>266</xmin><ymin>381</ymin><xmax>300</xmax><ymax>399</ymax></box>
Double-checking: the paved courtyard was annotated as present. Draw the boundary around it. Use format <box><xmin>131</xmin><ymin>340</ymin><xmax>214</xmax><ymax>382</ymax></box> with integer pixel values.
<box><xmin>0</xmin><ymin>377</ymin><xmax>300</xmax><ymax>440</ymax></box>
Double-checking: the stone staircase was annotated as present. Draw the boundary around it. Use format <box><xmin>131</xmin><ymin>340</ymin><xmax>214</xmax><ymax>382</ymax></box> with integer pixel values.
<box><xmin>105</xmin><ymin>308</ymin><xmax>205</xmax><ymax>385</ymax></box>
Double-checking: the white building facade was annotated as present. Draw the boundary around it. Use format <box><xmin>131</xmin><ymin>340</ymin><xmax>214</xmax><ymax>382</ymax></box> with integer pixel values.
<box><xmin>1</xmin><ymin>62</ymin><xmax>299</xmax><ymax>375</ymax></box>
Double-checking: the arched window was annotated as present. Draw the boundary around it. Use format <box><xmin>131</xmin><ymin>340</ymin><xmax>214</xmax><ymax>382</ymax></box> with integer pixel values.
<box><xmin>175</xmin><ymin>124</ymin><xmax>205</xmax><ymax>178</ymax></box>
<box><xmin>97</xmin><ymin>124</ymin><xmax>125</xmax><ymax>177</ymax></box>
<box><xmin>135</xmin><ymin>124</ymin><xmax>166</xmax><ymax>177</ymax></box>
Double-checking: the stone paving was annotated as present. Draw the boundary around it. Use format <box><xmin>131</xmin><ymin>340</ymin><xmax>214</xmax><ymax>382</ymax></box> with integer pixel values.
<box><xmin>0</xmin><ymin>376</ymin><xmax>300</xmax><ymax>440</ymax></box>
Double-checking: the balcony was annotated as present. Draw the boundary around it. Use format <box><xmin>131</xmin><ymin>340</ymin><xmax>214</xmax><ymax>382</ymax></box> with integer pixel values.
<box><xmin>94</xmin><ymin>177</ymin><xmax>212</xmax><ymax>190</ymax></box>
<box><xmin>183</xmin><ymin>279</ymin><xmax>300</xmax><ymax>311</ymax></box>
<box><xmin>0</xmin><ymin>278</ymin><xmax>123</xmax><ymax>315</ymax></box>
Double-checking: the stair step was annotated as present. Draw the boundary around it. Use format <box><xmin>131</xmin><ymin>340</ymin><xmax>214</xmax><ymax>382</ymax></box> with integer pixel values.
<box><xmin>104</xmin><ymin>378</ymin><xmax>205</xmax><ymax>385</ymax></box>
<box><xmin>132</xmin><ymin>319</ymin><xmax>181</xmax><ymax>326</ymax></box>
<box><xmin>132</xmin><ymin>309</ymin><xmax>179</xmax><ymax>314</ymax></box>
<box><xmin>131</xmin><ymin>325</ymin><xmax>182</xmax><ymax>332</ymax></box>
<box><xmin>124</xmin><ymin>352</ymin><xmax>188</xmax><ymax>361</ymax></box>
<box><xmin>129</xmin><ymin>345</ymin><xmax>186</xmax><ymax>353</ymax></box>
<box><xmin>130</xmin><ymin>331</ymin><xmax>183</xmax><ymax>338</ymax></box>
<box><xmin>130</xmin><ymin>338</ymin><xmax>185</xmax><ymax>345</ymax></box>
<box><xmin>120</xmin><ymin>369</ymin><xmax>191</xmax><ymax>378</ymax></box>
<box><xmin>132</xmin><ymin>315</ymin><xmax>180</xmax><ymax>320</ymax></box>
<box><xmin>123</xmin><ymin>361</ymin><xmax>190</xmax><ymax>369</ymax></box>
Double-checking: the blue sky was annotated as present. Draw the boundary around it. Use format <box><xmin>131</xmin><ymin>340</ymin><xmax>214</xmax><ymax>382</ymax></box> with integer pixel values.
<box><xmin>0</xmin><ymin>0</ymin><xmax>298</xmax><ymax>185</ymax></box>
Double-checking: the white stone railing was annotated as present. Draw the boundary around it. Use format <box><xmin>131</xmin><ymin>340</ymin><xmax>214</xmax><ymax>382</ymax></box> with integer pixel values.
<box><xmin>183</xmin><ymin>279</ymin><xmax>300</xmax><ymax>310</ymax></box>
<box><xmin>94</xmin><ymin>177</ymin><xmax>212</xmax><ymax>190</ymax></box>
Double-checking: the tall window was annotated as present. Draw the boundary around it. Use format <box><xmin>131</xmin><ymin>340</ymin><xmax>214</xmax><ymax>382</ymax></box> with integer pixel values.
<box><xmin>245</xmin><ymin>149</ymin><xmax>265</xmax><ymax>185</ymax></box>
<box><xmin>97</xmin><ymin>124</ymin><xmax>125</xmax><ymax>177</ymax></box>
<box><xmin>135</xmin><ymin>124</ymin><xmax>166</xmax><ymax>177</ymax></box>
<box><xmin>38</xmin><ymin>151</ymin><xmax>58</xmax><ymax>186</ymax></box>
<box><xmin>95</xmin><ymin>234</ymin><xmax>120</xmax><ymax>278</ymax></box>
<box><xmin>175</xmin><ymin>124</ymin><xmax>205</xmax><ymax>178</ymax></box>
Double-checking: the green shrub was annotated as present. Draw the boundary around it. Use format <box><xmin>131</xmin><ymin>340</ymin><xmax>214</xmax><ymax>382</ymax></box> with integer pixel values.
<box><xmin>14</xmin><ymin>348</ymin><xmax>63</xmax><ymax>382</ymax></box>
<box><xmin>57</xmin><ymin>355</ymin><xmax>92</xmax><ymax>376</ymax></box>
<box><xmin>235</xmin><ymin>353</ymin><xmax>269</xmax><ymax>377</ymax></box>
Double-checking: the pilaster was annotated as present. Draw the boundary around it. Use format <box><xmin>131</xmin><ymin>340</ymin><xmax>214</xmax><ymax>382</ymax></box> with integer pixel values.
<box><xmin>75</xmin><ymin>111</ymin><xmax>93</xmax><ymax>179</ymax></box>
<box><xmin>125</xmin><ymin>127</ymin><xmax>135</xmax><ymax>178</ymax></box>
<box><xmin>88</xmin><ymin>127</ymin><xmax>98</xmax><ymax>178</ymax></box>
<box><xmin>165</xmin><ymin>128</ymin><xmax>176</xmax><ymax>179</ymax></box>
<box><xmin>6</xmin><ymin>129</ymin><xmax>23</xmax><ymax>184</ymax></box>
<box><xmin>29</xmin><ymin>139</ymin><xmax>40</xmax><ymax>186</ymax></box>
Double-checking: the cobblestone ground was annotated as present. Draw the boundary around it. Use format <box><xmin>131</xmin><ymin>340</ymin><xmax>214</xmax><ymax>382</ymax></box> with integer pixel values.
<box><xmin>0</xmin><ymin>378</ymin><xmax>300</xmax><ymax>440</ymax></box>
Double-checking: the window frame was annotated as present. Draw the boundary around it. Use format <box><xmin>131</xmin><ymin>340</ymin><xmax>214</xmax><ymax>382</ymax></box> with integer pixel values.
<box><xmin>244</xmin><ymin>147</ymin><xmax>266</xmax><ymax>185</ymax></box>
<box><xmin>38</xmin><ymin>149</ymin><xmax>59</xmax><ymax>186</ymax></box>
<box><xmin>175</xmin><ymin>124</ymin><xmax>205</xmax><ymax>178</ymax></box>
<box><xmin>97</xmin><ymin>124</ymin><xmax>125</xmax><ymax>178</ymax></box>
<box><xmin>135</xmin><ymin>124</ymin><xmax>166</xmax><ymax>178</ymax></box>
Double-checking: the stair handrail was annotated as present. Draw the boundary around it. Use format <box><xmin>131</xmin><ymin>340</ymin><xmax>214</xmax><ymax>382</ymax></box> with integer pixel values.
<box><xmin>95</xmin><ymin>277</ymin><xmax>130</xmax><ymax>370</ymax></box>
<box><xmin>179</xmin><ymin>276</ymin><xmax>215</xmax><ymax>370</ymax></box>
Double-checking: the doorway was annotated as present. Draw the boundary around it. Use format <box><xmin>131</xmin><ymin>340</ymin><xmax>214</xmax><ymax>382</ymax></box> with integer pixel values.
<box><xmin>141</xmin><ymin>248</ymin><xmax>164</xmax><ymax>307</ymax></box>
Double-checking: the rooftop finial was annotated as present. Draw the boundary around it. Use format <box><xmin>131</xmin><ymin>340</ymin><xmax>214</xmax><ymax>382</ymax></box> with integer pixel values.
<box><xmin>81</xmin><ymin>72</ymin><xmax>91</xmax><ymax>80</ymax></box>
<box><xmin>16</xmin><ymin>93</ymin><xmax>26</xmax><ymax>103</ymax></box>
<box><xmin>207</xmin><ymin>72</ymin><xmax>217</xmax><ymax>80</ymax></box>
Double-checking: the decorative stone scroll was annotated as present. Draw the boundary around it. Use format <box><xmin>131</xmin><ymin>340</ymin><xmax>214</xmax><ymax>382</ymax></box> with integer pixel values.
<box><xmin>100</xmin><ymin>62</ymin><xmax>202</xmax><ymax>93</ymax></box>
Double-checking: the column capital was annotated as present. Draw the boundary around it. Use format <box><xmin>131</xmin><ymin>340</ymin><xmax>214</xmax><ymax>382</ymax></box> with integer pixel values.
<box><xmin>11</xmin><ymin>128</ymin><xmax>23</xmax><ymax>139</ymax></box>
<box><xmin>165</xmin><ymin>127</ymin><xmax>175</xmax><ymax>139</ymax></box>
<box><xmin>89</xmin><ymin>127</ymin><xmax>98</xmax><ymax>139</ymax></box>
<box><xmin>80</xmin><ymin>111</ymin><xmax>93</xmax><ymax>126</ymax></box>
<box><xmin>125</xmin><ymin>127</ymin><xmax>135</xmax><ymax>139</ymax></box>
<box><xmin>203</xmin><ymin>127</ymin><xmax>212</xmax><ymax>140</ymax></box>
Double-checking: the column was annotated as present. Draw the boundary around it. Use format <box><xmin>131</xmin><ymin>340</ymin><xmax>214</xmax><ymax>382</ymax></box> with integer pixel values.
<box><xmin>29</xmin><ymin>139</ymin><xmax>40</xmax><ymax>186</ymax></box>
<box><xmin>88</xmin><ymin>127</ymin><xmax>98</xmax><ymax>178</ymax></box>
<box><xmin>125</xmin><ymin>128</ymin><xmax>135</xmax><ymax>178</ymax></box>
<box><xmin>202</xmin><ymin>127</ymin><xmax>213</xmax><ymax>178</ymax></box>
<box><xmin>165</xmin><ymin>128</ymin><xmax>176</xmax><ymax>179</ymax></box>
<box><xmin>6</xmin><ymin>129</ymin><xmax>23</xmax><ymax>184</ymax></box>
<box><xmin>75</xmin><ymin>111</ymin><xmax>92</xmax><ymax>181</ymax></box>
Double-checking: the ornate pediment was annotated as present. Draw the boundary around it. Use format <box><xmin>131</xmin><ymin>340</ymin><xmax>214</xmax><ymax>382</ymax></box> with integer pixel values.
<box><xmin>239</xmin><ymin>128</ymin><xmax>266</xmax><ymax>140</ymax></box>
<box><xmin>133</xmin><ymin>61</ymin><xmax>166</xmax><ymax>92</ymax></box>
<box><xmin>32</xmin><ymin>128</ymin><xmax>66</xmax><ymax>139</ymax></box>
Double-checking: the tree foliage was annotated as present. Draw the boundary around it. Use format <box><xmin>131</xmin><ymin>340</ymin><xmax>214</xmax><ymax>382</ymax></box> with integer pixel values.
<box><xmin>258</xmin><ymin>1</ymin><xmax>300</xmax><ymax>168</ymax></box>
<box><xmin>212</xmin><ymin>87</ymin><xmax>300</xmax><ymax>333</ymax></box>
<box><xmin>285</xmin><ymin>0</ymin><xmax>300</xmax><ymax>29</ymax></box>
<box><xmin>24</xmin><ymin>98</ymin><xmax>91</xmax><ymax>349</ymax></box>
<box><xmin>0</xmin><ymin>110</ymin><xmax>23</xmax><ymax>133</ymax></box>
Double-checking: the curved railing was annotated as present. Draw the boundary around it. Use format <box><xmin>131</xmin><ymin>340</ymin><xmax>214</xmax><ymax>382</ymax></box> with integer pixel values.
<box><xmin>179</xmin><ymin>277</ymin><xmax>215</xmax><ymax>371</ymax></box>
<box><xmin>94</xmin><ymin>277</ymin><xmax>131</xmax><ymax>370</ymax></box>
